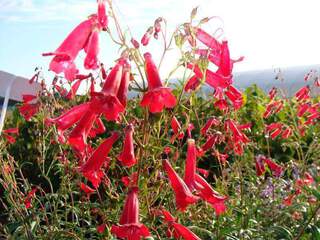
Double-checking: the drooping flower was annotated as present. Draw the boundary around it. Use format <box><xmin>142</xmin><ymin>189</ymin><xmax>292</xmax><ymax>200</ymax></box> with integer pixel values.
<box><xmin>18</xmin><ymin>95</ymin><xmax>39</xmax><ymax>121</ymax></box>
<box><xmin>84</xmin><ymin>29</ymin><xmax>100</xmax><ymax>70</ymax></box>
<box><xmin>163</xmin><ymin>159</ymin><xmax>199</xmax><ymax>211</ymax></box>
<box><xmin>140</xmin><ymin>52</ymin><xmax>177</xmax><ymax>113</ymax></box>
<box><xmin>43</xmin><ymin>15</ymin><xmax>98</xmax><ymax>81</ymax></box>
<box><xmin>295</xmin><ymin>86</ymin><xmax>310</xmax><ymax>102</ymax></box>
<box><xmin>264</xmin><ymin>158</ymin><xmax>283</xmax><ymax>177</ymax></box>
<box><xmin>45</xmin><ymin>103</ymin><xmax>90</xmax><ymax>143</ymax></box>
<box><xmin>97</xmin><ymin>0</ymin><xmax>108</xmax><ymax>29</ymax></box>
<box><xmin>80</xmin><ymin>182</ymin><xmax>95</xmax><ymax>196</ymax></box>
<box><xmin>194</xmin><ymin>27</ymin><xmax>222</xmax><ymax>51</ymax></box>
<box><xmin>200</xmin><ymin>117</ymin><xmax>219</xmax><ymax>136</ymax></box>
<box><xmin>81</xmin><ymin>132</ymin><xmax>119</xmax><ymax>174</ymax></box>
<box><xmin>141</xmin><ymin>27</ymin><xmax>153</xmax><ymax>46</ymax></box>
<box><xmin>88</xmin><ymin>117</ymin><xmax>106</xmax><ymax>138</ymax></box>
<box><xmin>111</xmin><ymin>187</ymin><xmax>151</xmax><ymax>240</ymax></box>
<box><xmin>195</xmin><ymin>174</ymin><xmax>227</xmax><ymax>215</ymax></box>
<box><xmin>2</xmin><ymin>128</ymin><xmax>19</xmax><ymax>144</ymax></box>
<box><xmin>117</xmin><ymin>63</ymin><xmax>131</xmax><ymax>108</ymax></box>
<box><xmin>91</xmin><ymin>59</ymin><xmax>126</xmax><ymax>121</ymax></box>
<box><xmin>170</xmin><ymin>116</ymin><xmax>185</xmax><ymax>142</ymax></box>
<box><xmin>184</xmin><ymin>139</ymin><xmax>203</xmax><ymax>191</ymax></box>
<box><xmin>160</xmin><ymin>209</ymin><xmax>201</xmax><ymax>240</ymax></box>
<box><xmin>68</xmin><ymin>110</ymin><xmax>98</xmax><ymax>152</ymax></box>
<box><xmin>118</xmin><ymin>124</ymin><xmax>137</xmax><ymax>167</ymax></box>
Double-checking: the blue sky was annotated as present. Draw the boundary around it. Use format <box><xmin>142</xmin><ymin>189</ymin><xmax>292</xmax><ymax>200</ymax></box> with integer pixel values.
<box><xmin>1</xmin><ymin>0</ymin><xmax>320</xmax><ymax>80</ymax></box>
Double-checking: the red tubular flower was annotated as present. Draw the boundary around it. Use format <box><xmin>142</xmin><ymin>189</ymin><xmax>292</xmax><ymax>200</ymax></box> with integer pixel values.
<box><xmin>194</xmin><ymin>27</ymin><xmax>222</xmax><ymax>51</ymax></box>
<box><xmin>140</xmin><ymin>52</ymin><xmax>177</xmax><ymax>113</ymax></box>
<box><xmin>81</xmin><ymin>132</ymin><xmax>119</xmax><ymax>174</ymax></box>
<box><xmin>111</xmin><ymin>187</ymin><xmax>151</xmax><ymax>240</ymax></box>
<box><xmin>217</xmin><ymin>41</ymin><xmax>231</xmax><ymax>77</ymax></box>
<box><xmin>141</xmin><ymin>27</ymin><xmax>153</xmax><ymax>46</ymax></box>
<box><xmin>97</xmin><ymin>0</ymin><xmax>108</xmax><ymax>29</ymax></box>
<box><xmin>184</xmin><ymin>139</ymin><xmax>202</xmax><ymax>191</ymax></box>
<box><xmin>170</xmin><ymin>116</ymin><xmax>184</xmax><ymax>142</ymax></box>
<box><xmin>197</xmin><ymin>168</ymin><xmax>209</xmax><ymax>178</ymax></box>
<box><xmin>117</xmin><ymin>63</ymin><xmax>131</xmax><ymax>108</ymax></box>
<box><xmin>121</xmin><ymin>172</ymin><xmax>138</xmax><ymax>188</ymax></box>
<box><xmin>43</xmin><ymin>15</ymin><xmax>97</xmax><ymax>81</ymax></box>
<box><xmin>80</xmin><ymin>182</ymin><xmax>95</xmax><ymax>195</ymax></box>
<box><xmin>295</xmin><ymin>86</ymin><xmax>310</xmax><ymax>101</ymax></box>
<box><xmin>68</xmin><ymin>110</ymin><xmax>98</xmax><ymax>152</ymax></box>
<box><xmin>89</xmin><ymin>117</ymin><xmax>106</xmax><ymax>138</ymax></box>
<box><xmin>163</xmin><ymin>159</ymin><xmax>199</xmax><ymax>211</ymax></box>
<box><xmin>18</xmin><ymin>95</ymin><xmax>39</xmax><ymax>121</ymax></box>
<box><xmin>184</xmin><ymin>75</ymin><xmax>201</xmax><ymax>92</ymax></box>
<box><xmin>118</xmin><ymin>124</ymin><xmax>137</xmax><ymax>167</ymax></box>
<box><xmin>264</xmin><ymin>158</ymin><xmax>283</xmax><ymax>177</ymax></box>
<box><xmin>281</xmin><ymin>127</ymin><xmax>292</xmax><ymax>139</ymax></box>
<box><xmin>214</xmin><ymin>99</ymin><xmax>228</xmax><ymax>111</ymax></box>
<box><xmin>195</xmin><ymin>174</ymin><xmax>227</xmax><ymax>215</ymax></box>
<box><xmin>92</xmin><ymin>59</ymin><xmax>126</xmax><ymax>121</ymax></box>
<box><xmin>297</xmin><ymin>102</ymin><xmax>311</xmax><ymax>117</ymax></box>
<box><xmin>269</xmin><ymin>87</ymin><xmax>277</xmax><ymax>100</ymax></box>
<box><xmin>160</xmin><ymin>209</ymin><xmax>201</xmax><ymax>240</ymax></box>
<box><xmin>24</xmin><ymin>187</ymin><xmax>38</xmax><ymax>209</ymax></box>
<box><xmin>200</xmin><ymin>117</ymin><xmax>219</xmax><ymax>136</ymax></box>
<box><xmin>3</xmin><ymin>128</ymin><xmax>19</xmax><ymax>144</ymax></box>
<box><xmin>46</xmin><ymin>103</ymin><xmax>90</xmax><ymax>143</ymax></box>
<box><xmin>201</xmin><ymin>135</ymin><xmax>218</xmax><ymax>152</ymax></box>
<box><xmin>84</xmin><ymin>30</ymin><xmax>100</xmax><ymax>70</ymax></box>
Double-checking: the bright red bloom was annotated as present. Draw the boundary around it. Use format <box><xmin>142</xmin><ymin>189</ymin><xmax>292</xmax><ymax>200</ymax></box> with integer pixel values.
<box><xmin>141</xmin><ymin>27</ymin><xmax>153</xmax><ymax>46</ymax></box>
<box><xmin>264</xmin><ymin>158</ymin><xmax>283</xmax><ymax>177</ymax></box>
<box><xmin>194</xmin><ymin>27</ymin><xmax>222</xmax><ymax>51</ymax></box>
<box><xmin>184</xmin><ymin>139</ymin><xmax>203</xmax><ymax>191</ymax></box>
<box><xmin>84</xmin><ymin>30</ymin><xmax>100</xmax><ymax>70</ymax></box>
<box><xmin>269</xmin><ymin>87</ymin><xmax>277</xmax><ymax>100</ymax></box>
<box><xmin>163</xmin><ymin>159</ymin><xmax>199</xmax><ymax>211</ymax></box>
<box><xmin>111</xmin><ymin>187</ymin><xmax>151</xmax><ymax>240</ymax></box>
<box><xmin>80</xmin><ymin>182</ymin><xmax>95</xmax><ymax>195</ymax></box>
<box><xmin>18</xmin><ymin>95</ymin><xmax>39</xmax><ymax>121</ymax></box>
<box><xmin>97</xmin><ymin>224</ymin><xmax>106</xmax><ymax>234</ymax></box>
<box><xmin>24</xmin><ymin>187</ymin><xmax>38</xmax><ymax>209</ymax></box>
<box><xmin>170</xmin><ymin>116</ymin><xmax>184</xmax><ymax>142</ymax></box>
<box><xmin>295</xmin><ymin>86</ymin><xmax>310</xmax><ymax>101</ymax></box>
<box><xmin>97</xmin><ymin>0</ymin><xmax>108</xmax><ymax>29</ymax></box>
<box><xmin>140</xmin><ymin>52</ymin><xmax>177</xmax><ymax>113</ymax></box>
<box><xmin>201</xmin><ymin>134</ymin><xmax>218</xmax><ymax>152</ymax></box>
<box><xmin>118</xmin><ymin>124</ymin><xmax>137</xmax><ymax>167</ymax></box>
<box><xmin>92</xmin><ymin>59</ymin><xmax>126</xmax><ymax>120</ymax></box>
<box><xmin>121</xmin><ymin>172</ymin><xmax>138</xmax><ymax>188</ymax></box>
<box><xmin>160</xmin><ymin>209</ymin><xmax>201</xmax><ymax>240</ymax></box>
<box><xmin>46</xmin><ymin>103</ymin><xmax>90</xmax><ymax>143</ymax></box>
<box><xmin>2</xmin><ymin>128</ymin><xmax>19</xmax><ymax>144</ymax></box>
<box><xmin>184</xmin><ymin>75</ymin><xmax>201</xmax><ymax>92</ymax></box>
<box><xmin>117</xmin><ymin>63</ymin><xmax>131</xmax><ymax>108</ymax></box>
<box><xmin>68</xmin><ymin>110</ymin><xmax>98</xmax><ymax>152</ymax></box>
<box><xmin>43</xmin><ymin>15</ymin><xmax>97</xmax><ymax>81</ymax></box>
<box><xmin>297</xmin><ymin>103</ymin><xmax>311</xmax><ymax>117</ymax></box>
<box><xmin>200</xmin><ymin>117</ymin><xmax>219</xmax><ymax>136</ymax></box>
<box><xmin>81</xmin><ymin>132</ymin><xmax>119</xmax><ymax>174</ymax></box>
<box><xmin>197</xmin><ymin>168</ymin><xmax>209</xmax><ymax>178</ymax></box>
<box><xmin>195</xmin><ymin>174</ymin><xmax>227</xmax><ymax>215</ymax></box>
<box><xmin>217</xmin><ymin>41</ymin><xmax>231</xmax><ymax>77</ymax></box>
<box><xmin>88</xmin><ymin>117</ymin><xmax>106</xmax><ymax>138</ymax></box>
<box><xmin>281</xmin><ymin>127</ymin><xmax>292</xmax><ymax>139</ymax></box>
